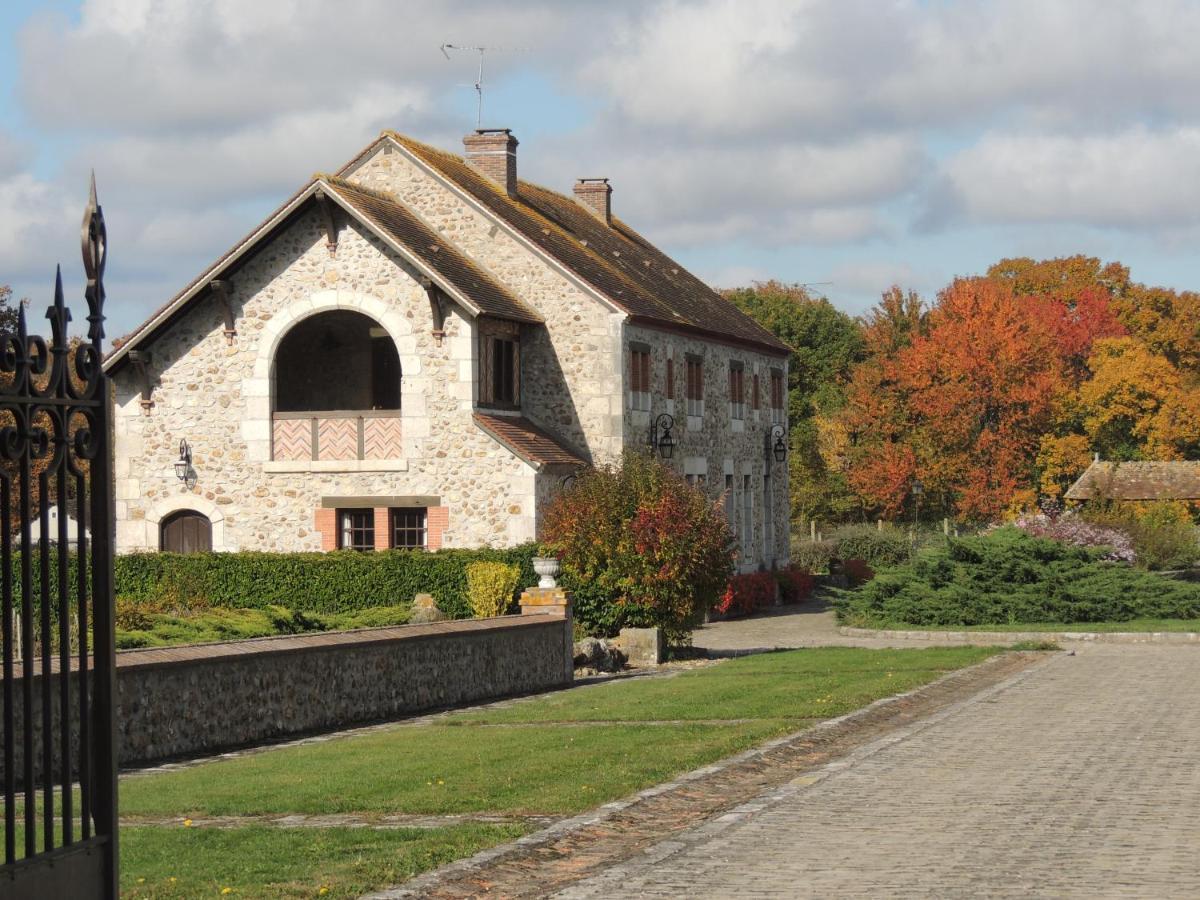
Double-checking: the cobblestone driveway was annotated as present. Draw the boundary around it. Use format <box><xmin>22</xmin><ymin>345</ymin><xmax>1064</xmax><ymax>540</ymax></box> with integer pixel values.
<box><xmin>556</xmin><ymin>645</ymin><xmax>1200</xmax><ymax>898</ymax></box>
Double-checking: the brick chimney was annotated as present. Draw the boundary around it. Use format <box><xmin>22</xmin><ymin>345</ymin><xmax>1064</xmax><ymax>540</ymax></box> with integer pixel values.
<box><xmin>463</xmin><ymin>128</ymin><xmax>518</xmax><ymax>197</ymax></box>
<box><xmin>573</xmin><ymin>178</ymin><xmax>612</xmax><ymax>225</ymax></box>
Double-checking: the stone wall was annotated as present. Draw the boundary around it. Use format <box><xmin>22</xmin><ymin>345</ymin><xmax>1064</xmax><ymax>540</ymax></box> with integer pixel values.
<box><xmin>3</xmin><ymin>614</ymin><xmax>573</xmax><ymax>784</ymax></box>
<box><xmin>622</xmin><ymin>324</ymin><xmax>790</xmax><ymax>572</ymax></box>
<box><xmin>113</xmin><ymin>210</ymin><xmax>539</xmax><ymax>552</ymax></box>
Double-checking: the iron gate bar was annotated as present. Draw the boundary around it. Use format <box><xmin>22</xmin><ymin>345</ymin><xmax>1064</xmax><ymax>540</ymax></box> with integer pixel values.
<box><xmin>0</xmin><ymin>176</ymin><xmax>118</xmax><ymax>897</ymax></box>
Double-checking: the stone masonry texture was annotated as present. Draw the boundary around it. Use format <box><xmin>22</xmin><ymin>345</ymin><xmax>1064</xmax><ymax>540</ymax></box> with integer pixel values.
<box><xmin>557</xmin><ymin>644</ymin><xmax>1200</xmax><ymax>899</ymax></box>
<box><xmin>3</xmin><ymin>613</ymin><xmax>572</xmax><ymax>783</ymax></box>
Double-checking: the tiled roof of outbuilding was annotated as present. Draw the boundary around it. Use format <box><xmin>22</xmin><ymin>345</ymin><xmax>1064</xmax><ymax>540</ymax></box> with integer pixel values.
<box><xmin>371</xmin><ymin>132</ymin><xmax>791</xmax><ymax>356</ymax></box>
<box><xmin>1065</xmin><ymin>460</ymin><xmax>1200</xmax><ymax>501</ymax></box>
<box><xmin>473</xmin><ymin>412</ymin><xmax>587</xmax><ymax>470</ymax></box>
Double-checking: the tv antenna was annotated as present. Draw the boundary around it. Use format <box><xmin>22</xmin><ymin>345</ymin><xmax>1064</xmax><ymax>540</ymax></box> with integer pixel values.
<box><xmin>440</xmin><ymin>43</ymin><xmax>526</xmax><ymax>128</ymax></box>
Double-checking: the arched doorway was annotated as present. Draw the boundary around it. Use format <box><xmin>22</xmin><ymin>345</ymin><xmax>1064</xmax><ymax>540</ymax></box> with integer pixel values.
<box><xmin>160</xmin><ymin>510</ymin><xmax>213</xmax><ymax>553</ymax></box>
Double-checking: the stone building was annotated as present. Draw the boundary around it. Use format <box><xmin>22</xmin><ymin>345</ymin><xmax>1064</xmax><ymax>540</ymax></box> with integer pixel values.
<box><xmin>105</xmin><ymin>128</ymin><xmax>791</xmax><ymax>571</ymax></box>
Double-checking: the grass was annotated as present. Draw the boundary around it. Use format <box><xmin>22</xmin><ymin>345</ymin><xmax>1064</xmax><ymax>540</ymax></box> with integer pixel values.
<box><xmin>119</xmin><ymin>823</ymin><xmax>525</xmax><ymax>899</ymax></box>
<box><xmin>850</xmin><ymin>617</ymin><xmax>1200</xmax><ymax>633</ymax></box>
<box><xmin>2</xmin><ymin>646</ymin><xmax>1000</xmax><ymax>895</ymax></box>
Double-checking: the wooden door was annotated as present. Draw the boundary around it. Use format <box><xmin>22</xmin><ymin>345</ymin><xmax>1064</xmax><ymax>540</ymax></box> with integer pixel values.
<box><xmin>160</xmin><ymin>511</ymin><xmax>212</xmax><ymax>553</ymax></box>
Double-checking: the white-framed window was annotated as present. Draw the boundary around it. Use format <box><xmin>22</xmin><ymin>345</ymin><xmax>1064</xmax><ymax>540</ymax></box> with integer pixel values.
<box><xmin>729</xmin><ymin>362</ymin><xmax>745</xmax><ymax>421</ymax></box>
<box><xmin>741</xmin><ymin>474</ymin><xmax>754</xmax><ymax>559</ymax></box>
<box><xmin>339</xmin><ymin>508</ymin><xmax>375</xmax><ymax>552</ymax></box>
<box><xmin>686</xmin><ymin>356</ymin><xmax>704</xmax><ymax>418</ymax></box>
<box><xmin>770</xmin><ymin>369</ymin><xmax>785</xmax><ymax>425</ymax></box>
<box><xmin>629</xmin><ymin>346</ymin><xmax>651</xmax><ymax>412</ymax></box>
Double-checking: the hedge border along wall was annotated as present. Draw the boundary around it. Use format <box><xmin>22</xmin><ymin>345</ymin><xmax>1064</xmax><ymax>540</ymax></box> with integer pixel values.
<box><xmin>19</xmin><ymin>544</ymin><xmax>540</xmax><ymax>622</ymax></box>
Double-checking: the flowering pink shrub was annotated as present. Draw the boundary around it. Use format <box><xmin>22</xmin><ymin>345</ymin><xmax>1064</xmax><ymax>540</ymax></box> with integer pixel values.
<box><xmin>1011</xmin><ymin>512</ymin><xmax>1135</xmax><ymax>563</ymax></box>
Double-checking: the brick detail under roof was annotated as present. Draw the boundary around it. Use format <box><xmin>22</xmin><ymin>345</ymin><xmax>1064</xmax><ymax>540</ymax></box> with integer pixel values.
<box><xmin>427</xmin><ymin>506</ymin><xmax>449</xmax><ymax>551</ymax></box>
<box><xmin>315</xmin><ymin>508</ymin><xmax>337</xmax><ymax>551</ymax></box>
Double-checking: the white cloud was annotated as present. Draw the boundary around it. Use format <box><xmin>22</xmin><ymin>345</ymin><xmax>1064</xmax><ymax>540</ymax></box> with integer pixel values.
<box><xmin>933</xmin><ymin>127</ymin><xmax>1200</xmax><ymax>229</ymax></box>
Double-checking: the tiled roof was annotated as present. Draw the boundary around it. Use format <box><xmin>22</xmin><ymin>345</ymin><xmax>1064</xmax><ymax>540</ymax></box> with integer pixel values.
<box><xmin>473</xmin><ymin>412</ymin><xmax>587</xmax><ymax>469</ymax></box>
<box><xmin>105</xmin><ymin>176</ymin><xmax>541</xmax><ymax>371</ymax></box>
<box><xmin>324</xmin><ymin>179</ymin><xmax>541</xmax><ymax>324</ymax></box>
<box><xmin>375</xmin><ymin>133</ymin><xmax>791</xmax><ymax>357</ymax></box>
<box><xmin>1065</xmin><ymin>461</ymin><xmax>1200</xmax><ymax>501</ymax></box>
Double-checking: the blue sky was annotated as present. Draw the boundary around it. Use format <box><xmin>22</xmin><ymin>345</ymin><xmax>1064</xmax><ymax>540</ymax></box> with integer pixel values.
<box><xmin>3</xmin><ymin>0</ymin><xmax>1200</xmax><ymax>338</ymax></box>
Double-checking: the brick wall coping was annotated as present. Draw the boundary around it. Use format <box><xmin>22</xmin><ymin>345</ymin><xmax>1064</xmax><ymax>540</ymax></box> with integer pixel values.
<box><xmin>12</xmin><ymin>614</ymin><xmax>559</xmax><ymax>678</ymax></box>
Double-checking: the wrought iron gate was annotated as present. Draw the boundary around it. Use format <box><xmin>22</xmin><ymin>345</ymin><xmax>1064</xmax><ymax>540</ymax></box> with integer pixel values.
<box><xmin>0</xmin><ymin>180</ymin><xmax>118</xmax><ymax>898</ymax></box>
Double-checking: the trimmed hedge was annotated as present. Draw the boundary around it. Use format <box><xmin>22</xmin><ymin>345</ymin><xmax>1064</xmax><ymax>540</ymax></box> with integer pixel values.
<box><xmin>113</xmin><ymin>544</ymin><xmax>540</xmax><ymax>621</ymax></box>
<box><xmin>836</xmin><ymin>527</ymin><xmax>1200</xmax><ymax>627</ymax></box>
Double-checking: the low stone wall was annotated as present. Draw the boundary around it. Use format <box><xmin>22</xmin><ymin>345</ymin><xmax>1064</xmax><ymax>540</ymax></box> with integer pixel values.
<box><xmin>5</xmin><ymin>612</ymin><xmax>573</xmax><ymax>785</ymax></box>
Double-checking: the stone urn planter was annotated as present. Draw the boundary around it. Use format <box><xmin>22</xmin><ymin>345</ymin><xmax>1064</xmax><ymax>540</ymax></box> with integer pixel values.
<box><xmin>532</xmin><ymin>557</ymin><xmax>560</xmax><ymax>589</ymax></box>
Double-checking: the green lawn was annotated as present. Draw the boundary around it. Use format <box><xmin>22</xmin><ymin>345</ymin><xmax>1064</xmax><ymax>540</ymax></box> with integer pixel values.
<box><xmin>120</xmin><ymin>823</ymin><xmax>524</xmax><ymax>899</ymax></box>
<box><xmin>2</xmin><ymin>646</ymin><xmax>1001</xmax><ymax>897</ymax></box>
<box><xmin>851</xmin><ymin>617</ymin><xmax>1200</xmax><ymax>633</ymax></box>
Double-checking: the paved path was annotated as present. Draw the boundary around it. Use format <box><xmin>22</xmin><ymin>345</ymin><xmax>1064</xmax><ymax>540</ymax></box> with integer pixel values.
<box><xmin>556</xmin><ymin>644</ymin><xmax>1200</xmax><ymax>898</ymax></box>
<box><xmin>694</xmin><ymin>600</ymin><xmax>918</xmax><ymax>652</ymax></box>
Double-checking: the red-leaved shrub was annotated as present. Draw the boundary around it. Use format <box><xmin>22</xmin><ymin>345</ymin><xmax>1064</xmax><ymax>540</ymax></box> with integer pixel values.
<box><xmin>775</xmin><ymin>565</ymin><xmax>815</xmax><ymax>604</ymax></box>
<box><xmin>541</xmin><ymin>452</ymin><xmax>735</xmax><ymax>641</ymax></box>
<box><xmin>714</xmin><ymin>571</ymin><xmax>776</xmax><ymax>617</ymax></box>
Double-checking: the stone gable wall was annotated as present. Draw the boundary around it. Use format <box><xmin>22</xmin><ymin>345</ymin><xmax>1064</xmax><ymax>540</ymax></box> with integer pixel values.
<box><xmin>113</xmin><ymin>208</ymin><xmax>538</xmax><ymax>552</ymax></box>
<box><xmin>347</xmin><ymin>145</ymin><xmax>625</xmax><ymax>464</ymax></box>
<box><xmin>623</xmin><ymin>324</ymin><xmax>790</xmax><ymax>571</ymax></box>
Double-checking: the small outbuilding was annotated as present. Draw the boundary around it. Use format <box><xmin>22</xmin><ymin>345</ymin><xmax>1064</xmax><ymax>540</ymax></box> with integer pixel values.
<box><xmin>1065</xmin><ymin>460</ymin><xmax>1200</xmax><ymax>502</ymax></box>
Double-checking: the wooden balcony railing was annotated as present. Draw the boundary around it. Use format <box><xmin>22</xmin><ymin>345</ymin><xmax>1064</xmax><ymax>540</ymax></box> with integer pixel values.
<box><xmin>272</xmin><ymin>410</ymin><xmax>403</xmax><ymax>462</ymax></box>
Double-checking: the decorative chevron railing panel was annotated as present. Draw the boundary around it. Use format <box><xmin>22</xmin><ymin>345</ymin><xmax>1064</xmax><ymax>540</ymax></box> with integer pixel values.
<box><xmin>272</xmin><ymin>418</ymin><xmax>311</xmax><ymax>461</ymax></box>
<box><xmin>272</xmin><ymin>412</ymin><xmax>401</xmax><ymax>462</ymax></box>
<box><xmin>363</xmin><ymin>416</ymin><xmax>403</xmax><ymax>458</ymax></box>
<box><xmin>317</xmin><ymin>417</ymin><xmax>358</xmax><ymax>460</ymax></box>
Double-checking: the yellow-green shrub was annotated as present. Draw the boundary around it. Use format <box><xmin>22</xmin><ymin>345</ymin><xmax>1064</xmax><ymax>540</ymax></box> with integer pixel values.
<box><xmin>465</xmin><ymin>561</ymin><xmax>520</xmax><ymax>618</ymax></box>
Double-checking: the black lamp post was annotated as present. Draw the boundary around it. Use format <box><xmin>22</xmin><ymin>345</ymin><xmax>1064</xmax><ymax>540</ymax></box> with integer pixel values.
<box><xmin>911</xmin><ymin>476</ymin><xmax>924</xmax><ymax>531</ymax></box>
<box><xmin>648</xmin><ymin>413</ymin><xmax>675</xmax><ymax>460</ymax></box>
<box><xmin>174</xmin><ymin>439</ymin><xmax>196</xmax><ymax>488</ymax></box>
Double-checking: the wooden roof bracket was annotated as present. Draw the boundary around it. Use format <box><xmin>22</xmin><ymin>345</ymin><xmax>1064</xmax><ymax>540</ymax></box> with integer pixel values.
<box><xmin>314</xmin><ymin>188</ymin><xmax>341</xmax><ymax>257</ymax></box>
<box><xmin>422</xmin><ymin>278</ymin><xmax>448</xmax><ymax>346</ymax></box>
<box><xmin>209</xmin><ymin>279</ymin><xmax>236</xmax><ymax>344</ymax></box>
<box><xmin>127</xmin><ymin>350</ymin><xmax>155</xmax><ymax>413</ymax></box>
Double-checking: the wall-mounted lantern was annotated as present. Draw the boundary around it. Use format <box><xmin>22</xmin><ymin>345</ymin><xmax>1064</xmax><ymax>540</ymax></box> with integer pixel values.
<box><xmin>770</xmin><ymin>425</ymin><xmax>787</xmax><ymax>464</ymax></box>
<box><xmin>648</xmin><ymin>413</ymin><xmax>675</xmax><ymax>460</ymax></box>
<box><xmin>174</xmin><ymin>439</ymin><xmax>196</xmax><ymax>488</ymax></box>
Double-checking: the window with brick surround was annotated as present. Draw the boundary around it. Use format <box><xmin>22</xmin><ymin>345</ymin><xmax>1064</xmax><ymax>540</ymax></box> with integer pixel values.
<box><xmin>338</xmin><ymin>509</ymin><xmax>375</xmax><ymax>551</ymax></box>
<box><xmin>770</xmin><ymin>369</ymin><xmax>785</xmax><ymax>425</ymax></box>
<box><xmin>741</xmin><ymin>474</ymin><xmax>754</xmax><ymax>558</ymax></box>
<box><xmin>666</xmin><ymin>357</ymin><xmax>675</xmax><ymax>400</ymax></box>
<box><xmin>686</xmin><ymin>356</ymin><xmax>704</xmax><ymax>418</ymax></box>
<box><xmin>630</xmin><ymin>346</ymin><xmax>651</xmax><ymax>411</ymax></box>
<box><xmin>390</xmin><ymin>507</ymin><xmax>427</xmax><ymax>549</ymax></box>
<box><xmin>729</xmin><ymin>362</ymin><xmax>745</xmax><ymax>421</ymax></box>
<box><xmin>752</xmin><ymin>373</ymin><xmax>760</xmax><ymax>411</ymax></box>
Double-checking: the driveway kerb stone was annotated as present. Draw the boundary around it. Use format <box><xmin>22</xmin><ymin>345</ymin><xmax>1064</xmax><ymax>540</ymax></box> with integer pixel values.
<box><xmin>839</xmin><ymin>626</ymin><xmax>1200</xmax><ymax>645</ymax></box>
